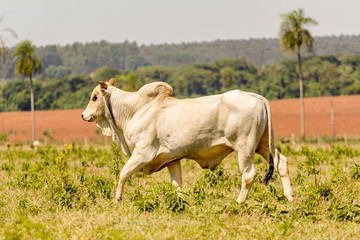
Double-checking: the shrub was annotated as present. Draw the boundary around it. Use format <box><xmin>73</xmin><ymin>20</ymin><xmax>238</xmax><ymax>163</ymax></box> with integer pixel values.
<box><xmin>165</xmin><ymin>188</ymin><xmax>189</xmax><ymax>213</ymax></box>
<box><xmin>132</xmin><ymin>189</ymin><xmax>160</xmax><ymax>212</ymax></box>
<box><xmin>300</xmin><ymin>147</ymin><xmax>324</xmax><ymax>186</ymax></box>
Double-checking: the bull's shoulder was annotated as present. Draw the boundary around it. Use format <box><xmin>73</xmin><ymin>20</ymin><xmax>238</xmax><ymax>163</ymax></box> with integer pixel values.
<box><xmin>137</xmin><ymin>82</ymin><xmax>173</xmax><ymax>99</ymax></box>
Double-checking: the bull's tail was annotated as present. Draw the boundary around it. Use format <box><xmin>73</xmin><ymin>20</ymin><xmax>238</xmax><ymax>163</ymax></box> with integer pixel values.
<box><xmin>261</xmin><ymin>95</ymin><xmax>275</xmax><ymax>185</ymax></box>
<box><xmin>263</xmin><ymin>153</ymin><xmax>274</xmax><ymax>184</ymax></box>
<box><xmin>246</xmin><ymin>92</ymin><xmax>275</xmax><ymax>185</ymax></box>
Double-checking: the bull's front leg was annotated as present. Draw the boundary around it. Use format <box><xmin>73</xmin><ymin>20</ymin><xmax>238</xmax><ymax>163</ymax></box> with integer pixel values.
<box><xmin>167</xmin><ymin>160</ymin><xmax>182</xmax><ymax>189</ymax></box>
<box><xmin>237</xmin><ymin>152</ymin><xmax>256</xmax><ymax>203</ymax></box>
<box><xmin>114</xmin><ymin>148</ymin><xmax>155</xmax><ymax>202</ymax></box>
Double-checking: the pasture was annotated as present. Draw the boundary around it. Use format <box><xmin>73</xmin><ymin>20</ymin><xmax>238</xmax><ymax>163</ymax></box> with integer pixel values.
<box><xmin>0</xmin><ymin>142</ymin><xmax>359</xmax><ymax>239</ymax></box>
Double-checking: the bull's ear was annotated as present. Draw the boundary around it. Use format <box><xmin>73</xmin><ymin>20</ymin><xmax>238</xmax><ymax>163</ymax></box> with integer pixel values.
<box><xmin>108</xmin><ymin>78</ymin><xmax>115</xmax><ymax>86</ymax></box>
<box><xmin>100</xmin><ymin>81</ymin><xmax>107</xmax><ymax>89</ymax></box>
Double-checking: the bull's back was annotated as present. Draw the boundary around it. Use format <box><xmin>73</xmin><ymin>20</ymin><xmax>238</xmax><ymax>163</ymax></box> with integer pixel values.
<box><xmin>156</xmin><ymin>90</ymin><xmax>266</xmax><ymax>152</ymax></box>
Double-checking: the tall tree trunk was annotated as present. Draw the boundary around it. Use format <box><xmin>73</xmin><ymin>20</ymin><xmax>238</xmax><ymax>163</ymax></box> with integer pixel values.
<box><xmin>297</xmin><ymin>49</ymin><xmax>305</xmax><ymax>143</ymax></box>
<box><xmin>29</xmin><ymin>74</ymin><xmax>36</xmax><ymax>142</ymax></box>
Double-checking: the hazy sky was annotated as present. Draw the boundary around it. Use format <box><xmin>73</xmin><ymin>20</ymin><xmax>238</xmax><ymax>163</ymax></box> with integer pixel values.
<box><xmin>1</xmin><ymin>0</ymin><xmax>359</xmax><ymax>47</ymax></box>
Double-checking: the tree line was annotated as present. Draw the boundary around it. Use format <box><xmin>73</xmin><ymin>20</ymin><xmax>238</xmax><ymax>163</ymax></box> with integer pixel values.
<box><xmin>0</xmin><ymin>35</ymin><xmax>360</xmax><ymax>80</ymax></box>
<box><xmin>3</xmin><ymin>54</ymin><xmax>360</xmax><ymax>112</ymax></box>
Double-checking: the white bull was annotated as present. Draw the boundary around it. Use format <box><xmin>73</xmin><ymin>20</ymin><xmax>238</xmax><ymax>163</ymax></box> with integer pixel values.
<box><xmin>82</xmin><ymin>78</ymin><xmax>294</xmax><ymax>202</ymax></box>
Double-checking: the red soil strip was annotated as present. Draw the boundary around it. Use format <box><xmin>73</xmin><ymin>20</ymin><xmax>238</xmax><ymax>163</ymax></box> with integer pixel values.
<box><xmin>271</xmin><ymin>95</ymin><xmax>360</xmax><ymax>139</ymax></box>
<box><xmin>2</xmin><ymin>95</ymin><xmax>360</xmax><ymax>142</ymax></box>
<box><xmin>1</xmin><ymin>109</ymin><xmax>98</xmax><ymax>142</ymax></box>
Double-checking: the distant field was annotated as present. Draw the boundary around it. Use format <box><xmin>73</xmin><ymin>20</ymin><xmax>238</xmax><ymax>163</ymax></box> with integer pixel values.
<box><xmin>2</xmin><ymin>94</ymin><xmax>360</xmax><ymax>143</ymax></box>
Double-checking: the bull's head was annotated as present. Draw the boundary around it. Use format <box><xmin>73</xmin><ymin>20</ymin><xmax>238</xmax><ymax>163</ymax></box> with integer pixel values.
<box><xmin>81</xmin><ymin>78</ymin><xmax>115</xmax><ymax>122</ymax></box>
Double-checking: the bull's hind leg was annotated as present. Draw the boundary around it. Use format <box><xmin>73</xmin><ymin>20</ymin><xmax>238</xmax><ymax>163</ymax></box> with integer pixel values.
<box><xmin>114</xmin><ymin>148</ymin><xmax>155</xmax><ymax>202</ymax></box>
<box><xmin>257</xmin><ymin>146</ymin><xmax>294</xmax><ymax>201</ymax></box>
<box><xmin>237</xmin><ymin>151</ymin><xmax>257</xmax><ymax>203</ymax></box>
<box><xmin>167</xmin><ymin>160</ymin><xmax>182</xmax><ymax>189</ymax></box>
<box><xmin>275</xmin><ymin>149</ymin><xmax>294</xmax><ymax>201</ymax></box>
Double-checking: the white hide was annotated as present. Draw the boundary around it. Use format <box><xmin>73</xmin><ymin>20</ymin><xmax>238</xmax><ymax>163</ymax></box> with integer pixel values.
<box><xmin>82</xmin><ymin>81</ymin><xmax>294</xmax><ymax>203</ymax></box>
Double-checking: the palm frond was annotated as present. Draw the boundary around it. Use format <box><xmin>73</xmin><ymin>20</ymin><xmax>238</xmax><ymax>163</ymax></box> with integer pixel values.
<box><xmin>302</xmin><ymin>30</ymin><xmax>315</xmax><ymax>53</ymax></box>
<box><xmin>279</xmin><ymin>8</ymin><xmax>317</xmax><ymax>54</ymax></box>
<box><xmin>13</xmin><ymin>40</ymin><xmax>42</xmax><ymax>77</ymax></box>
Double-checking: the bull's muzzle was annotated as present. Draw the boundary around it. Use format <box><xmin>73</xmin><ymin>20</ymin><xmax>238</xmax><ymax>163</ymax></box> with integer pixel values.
<box><xmin>81</xmin><ymin>111</ymin><xmax>93</xmax><ymax>122</ymax></box>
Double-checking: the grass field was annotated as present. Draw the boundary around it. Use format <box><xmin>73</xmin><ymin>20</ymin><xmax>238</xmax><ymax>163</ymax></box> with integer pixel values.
<box><xmin>0</xmin><ymin>142</ymin><xmax>360</xmax><ymax>239</ymax></box>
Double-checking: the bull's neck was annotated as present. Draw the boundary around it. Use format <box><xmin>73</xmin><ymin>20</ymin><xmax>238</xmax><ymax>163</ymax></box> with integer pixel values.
<box><xmin>107</xmin><ymin>88</ymin><xmax>143</xmax><ymax>130</ymax></box>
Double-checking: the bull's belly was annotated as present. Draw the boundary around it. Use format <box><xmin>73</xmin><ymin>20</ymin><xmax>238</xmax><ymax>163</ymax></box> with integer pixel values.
<box><xmin>141</xmin><ymin>145</ymin><xmax>233</xmax><ymax>175</ymax></box>
<box><xmin>190</xmin><ymin>145</ymin><xmax>233</xmax><ymax>170</ymax></box>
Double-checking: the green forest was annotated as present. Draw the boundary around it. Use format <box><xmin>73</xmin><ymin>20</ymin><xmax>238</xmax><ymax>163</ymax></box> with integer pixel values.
<box><xmin>1</xmin><ymin>35</ymin><xmax>360</xmax><ymax>111</ymax></box>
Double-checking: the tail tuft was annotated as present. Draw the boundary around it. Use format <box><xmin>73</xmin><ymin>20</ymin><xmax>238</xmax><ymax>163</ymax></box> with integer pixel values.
<box><xmin>263</xmin><ymin>153</ymin><xmax>274</xmax><ymax>184</ymax></box>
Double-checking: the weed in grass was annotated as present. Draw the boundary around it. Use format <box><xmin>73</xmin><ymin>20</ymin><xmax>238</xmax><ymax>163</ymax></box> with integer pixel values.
<box><xmin>202</xmin><ymin>165</ymin><xmax>231</xmax><ymax>188</ymax></box>
<box><xmin>1</xmin><ymin>162</ymin><xmax>14</xmax><ymax>172</ymax></box>
<box><xmin>330</xmin><ymin>145</ymin><xmax>360</xmax><ymax>159</ymax></box>
<box><xmin>132</xmin><ymin>189</ymin><xmax>160</xmax><ymax>212</ymax></box>
<box><xmin>164</xmin><ymin>187</ymin><xmax>189</xmax><ymax>213</ymax></box>
<box><xmin>221</xmin><ymin>200</ymin><xmax>244</xmax><ymax>215</ymax></box>
<box><xmin>350</xmin><ymin>163</ymin><xmax>360</xmax><ymax>180</ymax></box>
<box><xmin>294</xmin><ymin>171</ymin><xmax>305</xmax><ymax>185</ymax></box>
<box><xmin>277</xmin><ymin>219</ymin><xmax>294</xmax><ymax>236</ymax></box>
<box><xmin>328</xmin><ymin>202</ymin><xmax>360</xmax><ymax>223</ymax></box>
<box><xmin>85</xmin><ymin>175</ymin><xmax>113</xmax><ymax>201</ymax></box>
<box><xmin>16</xmin><ymin>165</ymin><xmax>45</xmax><ymax>190</ymax></box>
<box><xmin>18</xmin><ymin>199</ymin><xmax>28</xmax><ymax>210</ymax></box>
<box><xmin>300</xmin><ymin>146</ymin><xmax>324</xmax><ymax>186</ymax></box>
<box><xmin>193</xmin><ymin>181</ymin><xmax>206</xmax><ymax>205</ymax></box>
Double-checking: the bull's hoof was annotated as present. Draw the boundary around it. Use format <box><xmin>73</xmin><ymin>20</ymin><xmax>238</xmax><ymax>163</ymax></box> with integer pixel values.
<box><xmin>285</xmin><ymin>193</ymin><xmax>295</xmax><ymax>202</ymax></box>
<box><xmin>113</xmin><ymin>196</ymin><xmax>122</xmax><ymax>203</ymax></box>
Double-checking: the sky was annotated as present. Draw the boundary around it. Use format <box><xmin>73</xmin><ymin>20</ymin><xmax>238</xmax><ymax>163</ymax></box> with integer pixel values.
<box><xmin>1</xmin><ymin>0</ymin><xmax>359</xmax><ymax>47</ymax></box>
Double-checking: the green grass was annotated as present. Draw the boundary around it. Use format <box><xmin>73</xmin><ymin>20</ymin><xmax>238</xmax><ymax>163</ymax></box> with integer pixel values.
<box><xmin>0</xmin><ymin>142</ymin><xmax>359</xmax><ymax>239</ymax></box>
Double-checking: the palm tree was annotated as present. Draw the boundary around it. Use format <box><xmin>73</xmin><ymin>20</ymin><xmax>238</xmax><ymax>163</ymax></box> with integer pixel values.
<box><xmin>279</xmin><ymin>8</ymin><xmax>318</xmax><ymax>142</ymax></box>
<box><xmin>0</xmin><ymin>17</ymin><xmax>17</xmax><ymax>133</ymax></box>
<box><xmin>12</xmin><ymin>40</ymin><xmax>42</xmax><ymax>143</ymax></box>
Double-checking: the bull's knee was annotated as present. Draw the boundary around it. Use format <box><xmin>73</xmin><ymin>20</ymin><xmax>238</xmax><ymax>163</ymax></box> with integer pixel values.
<box><xmin>243</xmin><ymin>168</ymin><xmax>257</xmax><ymax>187</ymax></box>
<box><xmin>237</xmin><ymin>168</ymin><xmax>257</xmax><ymax>203</ymax></box>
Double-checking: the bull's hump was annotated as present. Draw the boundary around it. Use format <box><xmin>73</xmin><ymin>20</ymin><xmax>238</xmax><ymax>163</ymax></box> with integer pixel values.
<box><xmin>138</xmin><ymin>82</ymin><xmax>173</xmax><ymax>98</ymax></box>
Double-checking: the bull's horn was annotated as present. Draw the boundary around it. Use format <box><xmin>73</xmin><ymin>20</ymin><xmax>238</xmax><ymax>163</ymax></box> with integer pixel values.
<box><xmin>108</xmin><ymin>78</ymin><xmax>115</xmax><ymax>86</ymax></box>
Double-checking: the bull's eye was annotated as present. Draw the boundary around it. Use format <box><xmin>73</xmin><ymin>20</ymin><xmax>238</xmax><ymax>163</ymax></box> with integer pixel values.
<box><xmin>92</xmin><ymin>95</ymin><xmax>98</xmax><ymax>101</ymax></box>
